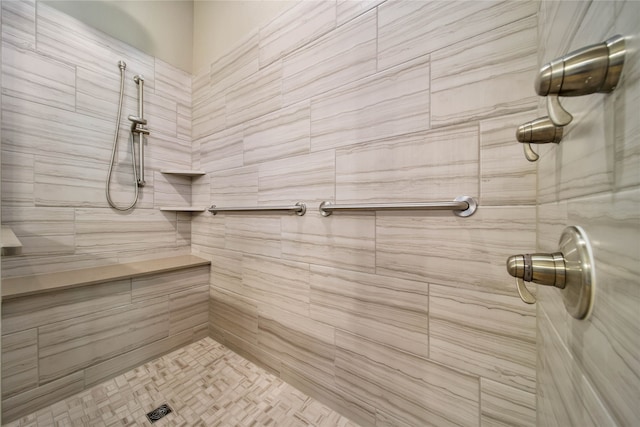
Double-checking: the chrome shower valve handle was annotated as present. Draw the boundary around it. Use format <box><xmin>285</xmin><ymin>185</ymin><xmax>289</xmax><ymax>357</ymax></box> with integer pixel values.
<box><xmin>506</xmin><ymin>226</ymin><xmax>596</xmax><ymax>320</ymax></box>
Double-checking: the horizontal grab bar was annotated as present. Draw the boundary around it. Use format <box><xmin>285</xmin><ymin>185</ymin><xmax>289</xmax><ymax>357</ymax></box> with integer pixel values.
<box><xmin>318</xmin><ymin>196</ymin><xmax>477</xmax><ymax>217</ymax></box>
<box><xmin>208</xmin><ymin>202</ymin><xmax>306</xmax><ymax>216</ymax></box>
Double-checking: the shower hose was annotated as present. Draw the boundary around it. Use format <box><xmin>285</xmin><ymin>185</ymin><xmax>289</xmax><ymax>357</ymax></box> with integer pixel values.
<box><xmin>106</xmin><ymin>60</ymin><xmax>139</xmax><ymax>211</ymax></box>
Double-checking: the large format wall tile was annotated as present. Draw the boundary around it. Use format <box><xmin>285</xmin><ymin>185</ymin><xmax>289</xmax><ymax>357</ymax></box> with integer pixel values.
<box><xmin>210</xmin><ymin>165</ymin><xmax>258</xmax><ymax>207</ymax></box>
<box><xmin>225</xmin><ymin>60</ymin><xmax>282</xmax><ymax>127</ymax></box>
<box><xmin>258</xmin><ymin>306</ymin><xmax>335</xmax><ymax>386</ymax></box>
<box><xmin>258</xmin><ymin>150</ymin><xmax>334</xmax><ymax>205</ymax></box>
<box><xmin>480</xmin><ymin>378</ymin><xmax>535</xmax><ymax>427</ymax></box>
<box><xmin>480</xmin><ymin>111</ymin><xmax>537</xmax><ymax>206</ymax></box>
<box><xmin>431</xmin><ymin>16</ymin><xmax>538</xmax><ymax>127</ymax></box>
<box><xmin>310</xmin><ymin>56</ymin><xmax>430</xmax><ymax>151</ymax></box>
<box><xmin>153</xmin><ymin>172</ymin><xmax>191</xmax><ymax>208</ymax></box>
<box><xmin>1</xmin><ymin>329</ymin><xmax>38</xmax><ymax>399</ymax></box>
<box><xmin>310</xmin><ymin>265</ymin><xmax>429</xmax><ymax>357</ymax></box>
<box><xmin>282</xmin><ymin>10</ymin><xmax>377</xmax><ymax>106</ymax></box>
<box><xmin>210</xmin><ymin>31</ymin><xmax>260</xmax><ymax>96</ymax></box>
<box><xmin>282</xmin><ymin>212</ymin><xmax>375</xmax><ymax>273</ymax></box>
<box><xmin>38</xmin><ymin>296</ymin><xmax>169</xmax><ymax>383</ymax></box>
<box><xmin>242</xmin><ymin>255</ymin><xmax>310</xmax><ymax>316</ymax></box>
<box><xmin>75</xmin><ymin>208</ymin><xmax>177</xmax><ymax>254</ymax></box>
<box><xmin>1</xmin><ymin>42</ymin><xmax>75</xmax><ymax>111</ymax></box>
<box><xmin>335</xmin><ymin>331</ymin><xmax>479</xmax><ymax>427</ymax></box>
<box><xmin>169</xmin><ymin>285</ymin><xmax>209</xmax><ymax>335</ymax></box>
<box><xmin>132</xmin><ymin>266</ymin><xmax>209</xmax><ymax>302</ymax></box>
<box><xmin>377</xmin><ymin>0</ymin><xmax>538</xmax><ymax>71</ymax></box>
<box><xmin>1</xmin><ymin>0</ymin><xmax>36</xmax><ymax>49</ymax></box>
<box><xmin>336</xmin><ymin>0</ymin><xmax>384</xmax><ymax>27</ymax></box>
<box><xmin>429</xmin><ymin>284</ymin><xmax>536</xmax><ymax>393</ymax></box>
<box><xmin>376</xmin><ymin>206</ymin><xmax>536</xmax><ymax>295</ymax></box>
<box><xmin>225</xmin><ymin>216</ymin><xmax>281</xmax><ymax>258</ymax></box>
<box><xmin>155</xmin><ymin>57</ymin><xmax>191</xmax><ymax>106</ymax></box>
<box><xmin>199</xmin><ymin>125</ymin><xmax>244</xmax><ymax>173</ymax></box>
<box><xmin>1</xmin><ymin>150</ymin><xmax>33</xmax><ymax>206</ymax></box>
<box><xmin>209</xmin><ymin>287</ymin><xmax>258</xmax><ymax>344</ymax></box>
<box><xmin>335</xmin><ymin>125</ymin><xmax>478</xmax><ymax>203</ymax></box>
<box><xmin>259</xmin><ymin>1</ymin><xmax>336</xmax><ymax>67</ymax></box>
<box><xmin>2</xmin><ymin>279</ymin><xmax>131</xmax><ymax>335</ymax></box>
<box><xmin>243</xmin><ymin>101</ymin><xmax>310</xmax><ymax>165</ymax></box>
<box><xmin>1</xmin><ymin>206</ymin><xmax>75</xmax><ymax>256</ymax></box>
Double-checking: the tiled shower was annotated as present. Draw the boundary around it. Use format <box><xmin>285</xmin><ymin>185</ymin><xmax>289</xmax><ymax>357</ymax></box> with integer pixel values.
<box><xmin>1</xmin><ymin>0</ymin><xmax>638</xmax><ymax>426</ymax></box>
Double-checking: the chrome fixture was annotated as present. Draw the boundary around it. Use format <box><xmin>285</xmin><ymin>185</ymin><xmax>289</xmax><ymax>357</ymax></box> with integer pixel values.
<box><xmin>506</xmin><ymin>226</ymin><xmax>595</xmax><ymax>320</ymax></box>
<box><xmin>536</xmin><ymin>35</ymin><xmax>626</xmax><ymax>126</ymax></box>
<box><xmin>129</xmin><ymin>74</ymin><xmax>149</xmax><ymax>187</ymax></box>
<box><xmin>106</xmin><ymin>60</ymin><xmax>141</xmax><ymax>211</ymax></box>
<box><xmin>209</xmin><ymin>202</ymin><xmax>307</xmax><ymax>216</ymax></box>
<box><xmin>318</xmin><ymin>196</ymin><xmax>477</xmax><ymax>217</ymax></box>
<box><xmin>515</xmin><ymin>117</ymin><xmax>564</xmax><ymax>162</ymax></box>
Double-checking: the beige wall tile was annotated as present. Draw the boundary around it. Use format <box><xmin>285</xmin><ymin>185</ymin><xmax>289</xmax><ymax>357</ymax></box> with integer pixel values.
<box><xmin>259</xmin><ymin>1</ymin><xmax>336</xmax><ymax>67</ymax></box>
<box><xmin>145</xmin><ymin>132</ymin><xmax>192</xmax><ymax>171</ymax></box>
<box><xmin>282</xmin><ymin>212</ymin><xmax>375</xmax><ymax>273</ymax></box>
<box><xmin>1</xmin><ymin>329</ymin><xmax>38</xmax><ymax>399</ymax></box>
<box><xmin>376</xmin><ymin>206</ymin><xmax>536</xmax><ymax>295</ymax></box>
<box><xmin>38</xmin><ymin>296</ymin><xmax>169</xmax><ymax>382</ymax></box>
<box><xmin>537</xmin><ymin>308</ymin><xmax>617</xmax><ymax>427</ymax></box>
<box><xmin>155</xmin><ymin>57</ymin><xmax>191</xmax><ymax>106</ymax></box>
<box><xmin>258</xmin><ymin>150</ymin><xmax>334</xmax><ymax>205</ymax></box>
<box><xmin>84</xmin><ymin>328</ymin><xmax>194</xmax><ymax>388</ymax></box>
<box><xmin>169</xmin><ymin>285</ymin><xmax>209</xmax><ymax>335</ymax></box>
<box><xmin>191</xmin><ymin>213</ymin><xmax>225</xmax><ymax>252</ymax></box>
<box><xmin>377</xmin><ymin>0</ymin><xmax>538</xmax><ymax>71</ymax></box>
<box><xmin>282</xmin><ymin>10</ymin><xmax>377</xmax><ymax>106</ymax></box>
<box><xmin>310</xmin><ymin>265</ymin><xmax>428</xmax><ymax>357</ymax></box>
<box><xmin>153</xmin><ymin>171</ymin><xmax>191</xmax><ymax>208</ymax></box>
<box><xmin>1</xmin><ymin>0</ymin><xmax>36</xmax><ymax>49</ymax></box>
<box><xmin>429</xmin><ymin>284</ymin><xmax>536</xmax><ymax>393</ymax></box>
<box><xmin>206</xmin><ymin>248</ymin><xmax>243</xmax><ymax>295</ymax></box>
<box><xmin>480</xmin><ymin>378</ymin><xmax>535</xmax><ymax>427</ymax></box>
<box><xmin>132</xmin><ymin>265</ymin><xmax>209</xmax><ymax>302</ymax></box>
<box><xmin>243</xmin><ymin>101</ymin><xmax>310</xmax><ymax>165</ymax></box>
<box><xmin>1</xmin><ymin>150</ymin><xmax>34</xmax><ymax>206</ymax></box>
<box><xmin>144</xmin><ymin>91</ymin><xmax>178</xmax><ymax>138</ymax></box>
<box><xmin>242</xmin><ymin>255</ymin><xmax>310</xmax><ymax>315</ymax></box>
<box><xmin>431</xmin><ymin>16</ymin><xmax>538</xmax><ymax>127</ymax></box>
<box><xmin>1</xmin><ymin>371</ymin><xmax>84</xmax><ymax>425</ymax></box>
<box><xmin>480</xmin><ymin>111</ymin><xmax>537</xmax><ymax>206</ymax></box>
<box><xmin>2</xmin><ymin>279</ymin><xmax>131</xmax><ymax>335</ymax></box>
<box><xmin>223</xmin><ymin>331</ymin><xmax>282</xmax><ymax>377</ymax></box>
<box><xmin>281</xmin><ymin>365</ymin><xmax>377</xmax><ymax>427</ymax></box>
<box><xmin>310</xmin><ymin>56</ymin><xmax>430</xmax><ymax>152</ymax></box>
<box><xmin>225</xmin><ymin>216</ymin><xmax>281</xmax><ymax>258</ymax></box>
<box><xmin>210</xmin><ymin>287</ymin><xmax>258</xmax><ymax>344</ymax></box>
<box><xmin>336</xmin><ymin>125</ymin><xmax>478</xmax><ymax>203</ymax></box>
<box><xmin>177</xmin><ymin>103</ymin><xmax>191</xmax><ymax>141</ymax></box>
<box><xmin>225</xmin><ymin>60</ymin><xmax>282</xmax><ymax>127</ymax></box>
<box><xmin>1</xmin><ymin>42</ymin><xmax>75</xmax><ymax>111</ymax></box>
<box><xmin>192</xmin><ymin>88</ymin><xmax>226</xmax><ymax>140</ymax></box>
<box><xmin>210</xmin><ymin>31</ymin><xmax>260</xmax><ymax>96</ymax></box>
<box><xmin>199</xmin><ymin>125</ymin><xmax>244</xmax><ymax>173</ymax></box>
<box><xmin>335</xmin><ymin>330</ymin><xmax>479</xmax><ymax>426</ymax></box>
<box><xmin>1</xmin><ymin>206</ymin><xmax>75</xmax><ymax>256</ymax></box>
<box><xmin>258</xmin><ymin>306</ymin><xmax>335</xmax><ymax>385</ymax></box>
<box><xmin>210</xmin><ymin>165</ymin><xmax>258</xmax><ymax>207</ymax></box>
<box><xmin>336</xmin><ymin>0</ymin><xmax>384</xmax><ymax>27</ymax></box>
<box><xmin>75</xmin><ymin>208</ymin><xmax>177</xmax><ymax>254</ymax></box>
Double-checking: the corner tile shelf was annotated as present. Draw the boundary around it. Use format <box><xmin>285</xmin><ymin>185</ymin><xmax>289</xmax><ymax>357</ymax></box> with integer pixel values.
<box><xmin>159</xmin><ymin>170</ymin><xmax>208</xmax><ymax>212</ymax></box>
<box><xmin>160</xmin><ymin>169</ymin><xmax>206</xmax><ymax>177</ymax></box>
<box><xmin>1</xmin><ymin>226</ymin><xmax>23</xmax><ymax>256</ymax></box>
<box><xmin>2</xmin><ymin>254</ymin><xmax>211</xmax><ymax>300</ymax></box>
<box><xmin>159</xmin><ymin>207</ymin><xmax>207</xmax><ymax>212</ymax></box>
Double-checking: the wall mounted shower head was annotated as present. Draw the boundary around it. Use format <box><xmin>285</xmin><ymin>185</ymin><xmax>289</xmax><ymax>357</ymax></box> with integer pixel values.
<box><xmin>118</xmin><ymin>60</ymin><xmax>126</xmax><ymax>70</ymax></box>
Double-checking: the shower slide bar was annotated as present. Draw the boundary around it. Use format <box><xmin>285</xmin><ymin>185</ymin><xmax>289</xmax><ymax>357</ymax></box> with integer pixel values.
<box><xmin>318</xmin><ymin>195</ymin><xmax>477</xmax><ymax>217</ymax></box>
<box><xmin>208</xmin><ymin>202</ymin><xmax>307</xmax><ymax>216</ymax></box>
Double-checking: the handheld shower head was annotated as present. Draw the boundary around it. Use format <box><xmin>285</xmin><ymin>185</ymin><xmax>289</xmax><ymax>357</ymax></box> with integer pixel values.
<box><xmin>118</xmin><ymin>60</ymin><xmax>126</xmax><ymax>70</ymax></box>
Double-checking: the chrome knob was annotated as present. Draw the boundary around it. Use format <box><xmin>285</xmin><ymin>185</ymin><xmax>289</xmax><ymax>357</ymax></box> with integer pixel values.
<box><xmin>535</xmin><ymin>35</ymin><xmax>626</xmax><ymax>126</ymax></box>
<box><xmin>515</xmin><ymin>117</ymin><xmax>563</xmax><ymax>162</ymax></box>
<box><xmin>506</xmin><ymin>226</ymin><xmax>596</xmax><ymax>320</ymax></box>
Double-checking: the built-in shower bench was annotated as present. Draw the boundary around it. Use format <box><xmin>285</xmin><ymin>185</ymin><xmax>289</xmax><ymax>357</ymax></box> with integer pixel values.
<box><xmin>2</xmin><ymin>254</ymin><xmax>210</xmax><ymax>299</ymax></box>
<box><xmin>1</xmin><ymin>254</ymin><xmax>212</xmax><ymax>423</ymax></box>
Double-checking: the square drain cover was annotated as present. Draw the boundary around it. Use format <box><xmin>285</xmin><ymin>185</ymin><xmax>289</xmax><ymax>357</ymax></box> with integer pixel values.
<box><xmin>146</xmin><ymin>404</ymin><xmax>173</xmax><ymax>423</ymax></box>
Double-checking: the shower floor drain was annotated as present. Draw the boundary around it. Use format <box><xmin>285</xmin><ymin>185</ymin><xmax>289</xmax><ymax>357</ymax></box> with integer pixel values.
<box><xmin>146</xmin><ymin>404</ymin><xmax>173</xmax><ymax>423</ymax></box>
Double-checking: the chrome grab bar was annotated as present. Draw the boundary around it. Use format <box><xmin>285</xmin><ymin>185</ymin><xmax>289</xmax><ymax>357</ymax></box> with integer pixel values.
<box><xmin>318</xmin><ymin>196</ymin><xmax>477</xmax><ymax>217</ymax></box>
<box><xmin>208</xmin><ymin>202</ymin><xmax>307</xmax><ymax>216</ymax></box>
